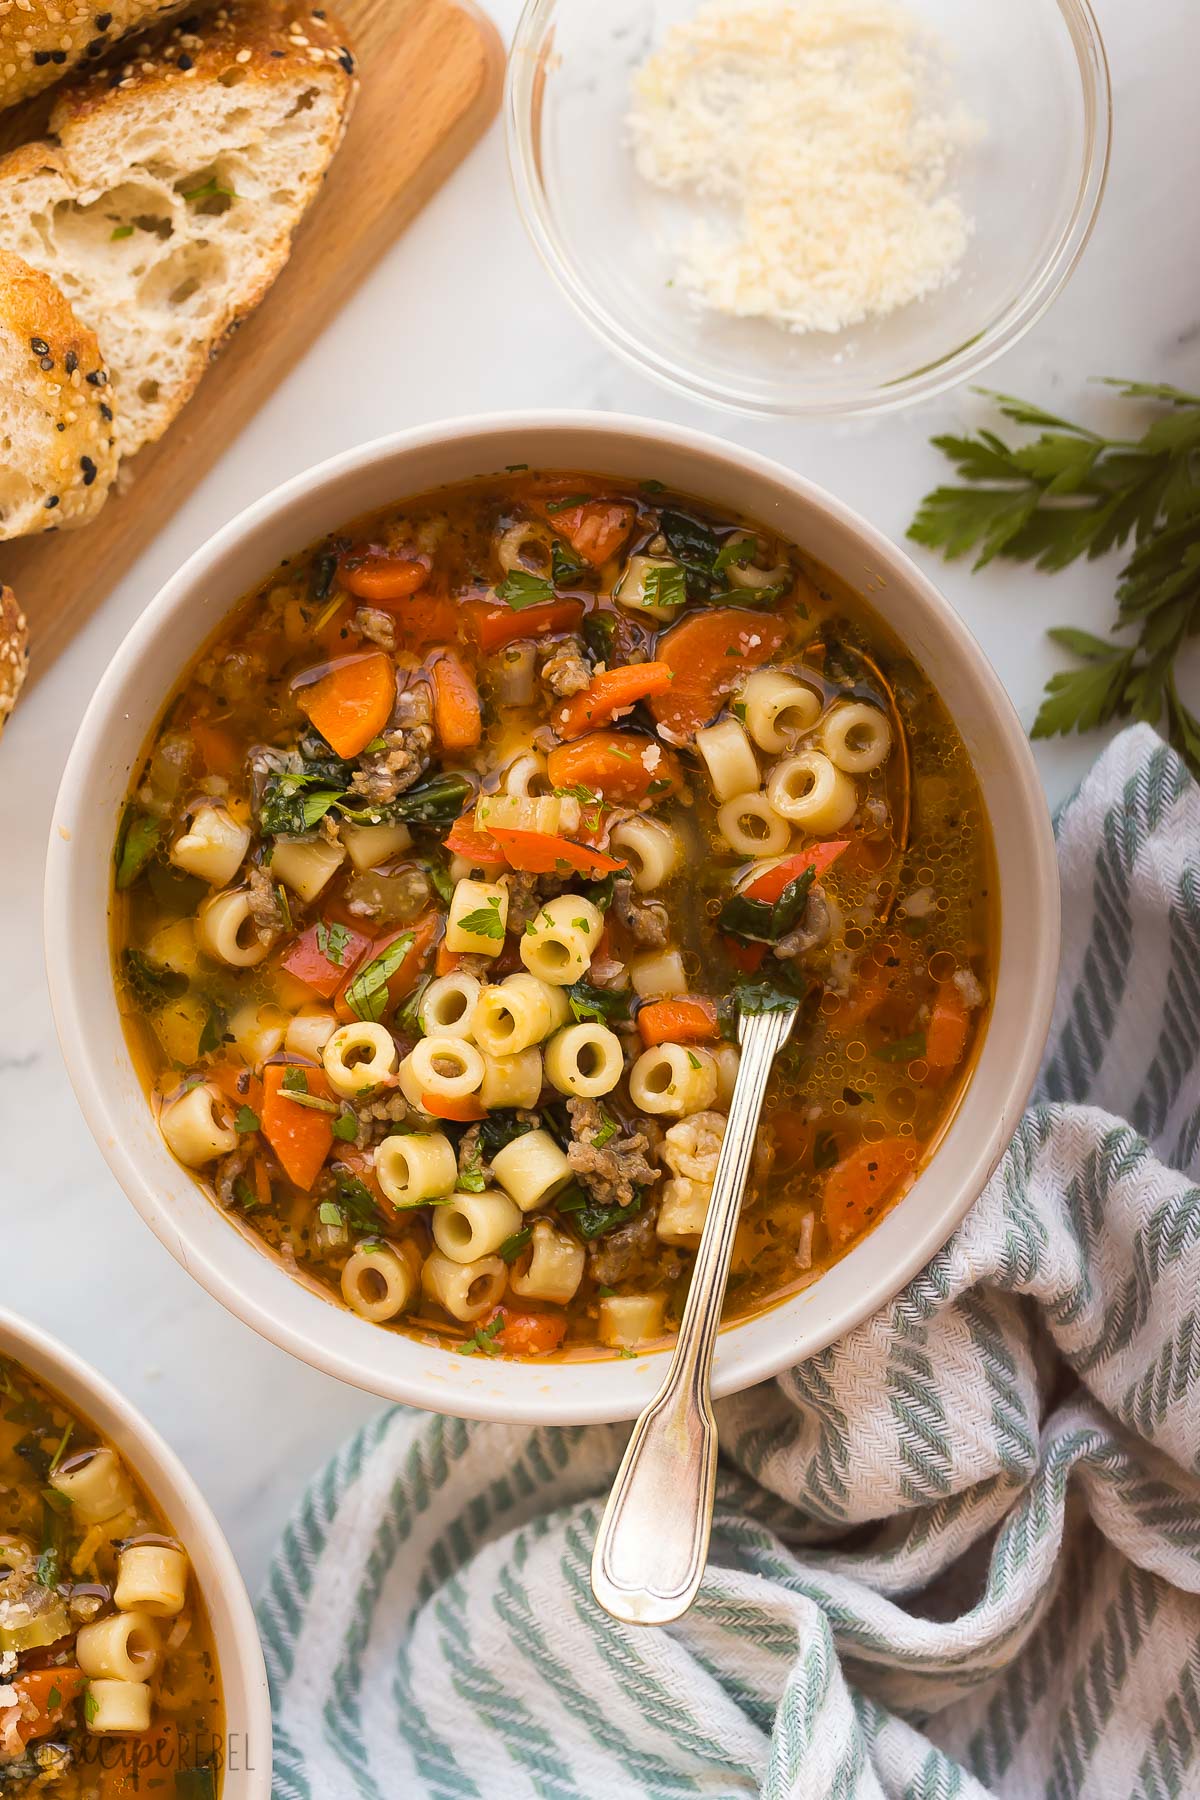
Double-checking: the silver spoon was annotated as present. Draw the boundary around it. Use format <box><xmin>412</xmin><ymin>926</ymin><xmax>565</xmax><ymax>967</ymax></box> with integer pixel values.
<box><xmin>591</xmin><ymin>1000</ymin><xmax>798</xmax><ymax>1626</ymax></box>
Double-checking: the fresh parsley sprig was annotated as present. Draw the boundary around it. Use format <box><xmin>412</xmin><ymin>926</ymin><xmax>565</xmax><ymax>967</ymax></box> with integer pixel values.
<box><xmin>908</xmin><ymin>383</ymin><xmax>1200</xmax><ymax>776</ymax></box>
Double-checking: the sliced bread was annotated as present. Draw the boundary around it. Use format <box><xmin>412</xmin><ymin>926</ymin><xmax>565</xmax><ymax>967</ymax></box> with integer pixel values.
<box><xmin>0</xmin><ymin>0</ymin><xmax>356</xmax><ymax>459</ymax></box>
<box><xmin>0</xmin><ymin>247</ymin><xmax>117</xmax><ymax>538</ymax></box>
<box><xmin>0</xmin><ymin>1</ymin><xmax>203</xmax><ymax>114</ymax></box>
<box><xmin>0</xmin><ymin>584</ymin><xmax>29</xmax><ymax>734</ymax></box>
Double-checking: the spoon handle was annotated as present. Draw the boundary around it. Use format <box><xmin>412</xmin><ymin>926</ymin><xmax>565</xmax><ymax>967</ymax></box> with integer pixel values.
<box><xmin>590</xmin><ymin>1003</ymin><xmax>797</xmax><ymax>1625</ymax></box>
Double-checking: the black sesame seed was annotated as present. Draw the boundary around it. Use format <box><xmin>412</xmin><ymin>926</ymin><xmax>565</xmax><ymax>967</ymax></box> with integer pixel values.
<box><xmin>50</xmin><ymin>50</ymin><xmax>67</xmax><ymax>63</ymax></box>
<box><xmin>86</xmin><ymin>36</ymin><xmax>106</xmax><ymax>57</ymax></box>
<box><xmin>65</xmin><ymin>349</ymin><xmax>78</xmax><ymax>375</ymax></box>
<box><xmin>337</xmin><ymin>47</ymin><xmax>353</xmax><ymax>73</ymax></box>
<box><xmin>177</xmin><ymin>51</ymin><xmax>193</xmax><ymax>69</ymax></box>
<box><xmin>45</xmin><ymin>495</ymin><xmax>59</xmax><ymax>509</ymax></box>
<box><xmin>39</xmin><ymin>355</ymin><xmax>54</xmax><ymax>372</ymax></box>
<box><xmin>269</xmin><ymin>48</ymin><xmax>284</xmax><ymax>56</ymax></box>
<box><xmin>313</xmin><ymin>6</ymin><xmax>326</xmax><ymax>14</ymax></box>
<box><xmin>80</xmin><ymin>456</ymin><xmax>98</xmax><ymax>485</ymax></box>
<box><xmin>55</xmin><ymin>422</ymin><xmax>66</xmax><ymax>433</ymax></box>
<box><xmin>33</xmin><ymin>49</ymin><xmax>52</xmax><ymax>65</ymax></box>
<box><xmin>86</xmin><ymin>369</ymin><xmax>108</xmax><ymax>386</ymax></box>
<box><xmin>95</xmin><ymin>10</ymin><xmax>112</xmax><ymax>27</ymax></box>
<box><xmin>29</xmin><ymin>338</ymin><xmax>49</xmax><ymax>355</ymax></box>
<box><xmin>99</xmin><ymin>402</ymin><xmax>113</xmax><ymax>422</ymax></box>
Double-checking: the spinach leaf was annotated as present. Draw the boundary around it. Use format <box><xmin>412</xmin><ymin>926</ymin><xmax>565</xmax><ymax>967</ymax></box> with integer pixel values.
<box><xmin>114</xmin><ymin>811</ymin><xmax>162</xmax><ymax>889</ymax></box>
<box><xmin>552</xmin><ymin>539</ymin><xmax>589</xmax><ymax>589</ymax></box>
<box><xmin>332</xmin><ymin>1170</ymin><xmax>383</xmax><ymax>1231</ymax></box>
<box><xmin>567</xmin><ymin>981</ymin><xmax>630</xmax><ymax>1024</ymax></box>
<box><xmin>557</xmin><ymin>1185</ymin><xmax>642</xmax><ymax>1240</ymax></box>
<box><xmin>343</xmin><ymin>932</ymin><xmax>414</xmax><ymax>1023</ymax></box>
<box><xmin>718</xmin><ymin>866</ymin><xmax>816</xmax><ymax>944</ymax></box>
<box><xmin>582</xmin><ymin>609</ymin><xmax>616</xmax><ymax>664</ymax></box>
<box><xmin>341</xmin><ymin>771</ymin><xmax>474</xmax><ymax>829</ymax></box>
<box><xmin>259</xmin><ymin>769</ymin><xmax>343</xmax><ymax>836</ymax></box>
<box><xmin>122</xmin><ymin>948</ymin><xmax>187</xmax><ymax>1009</ymax></box>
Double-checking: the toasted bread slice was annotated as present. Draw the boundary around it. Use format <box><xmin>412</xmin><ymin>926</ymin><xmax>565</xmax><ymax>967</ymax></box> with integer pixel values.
<box><xmin>0</xmin><ymin>1</ymin><xmax>355</xmax><ymax>459</ymax></box>
<box><xmin>0</xmin><ymin>248</ymin><xmax>117</xmax><ymax>539</ymax></box>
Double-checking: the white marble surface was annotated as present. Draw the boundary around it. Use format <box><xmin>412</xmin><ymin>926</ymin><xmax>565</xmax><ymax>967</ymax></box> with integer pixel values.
<box><xmin>1</xmin><ymin>0</ymin><xmax>1197</xmax><ymax>1596</ymax></box>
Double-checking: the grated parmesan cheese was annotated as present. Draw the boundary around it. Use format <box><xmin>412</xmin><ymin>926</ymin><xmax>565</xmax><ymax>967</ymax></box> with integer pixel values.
<box><xmin>627</xmin><ymin>0</ymin><xmax>979</xmax><ymax>335</ymax></box>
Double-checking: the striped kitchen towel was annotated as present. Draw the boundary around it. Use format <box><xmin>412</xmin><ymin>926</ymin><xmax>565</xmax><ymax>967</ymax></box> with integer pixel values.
<box><xmin>259</xmin><ymin>723</ymin><xmax>1200</xmax><ymax>1800</ymax></box>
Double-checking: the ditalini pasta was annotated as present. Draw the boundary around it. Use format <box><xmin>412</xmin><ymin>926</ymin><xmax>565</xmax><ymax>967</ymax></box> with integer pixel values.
<box><xmin>112</xmin><ymin>469</ymin><xmax>995</xmax><ymax>1359</ymax></box>
<box><xmin>0</xmin><ymin>1358</ymin><xmax>223</xmax><ymax>1786</ymax></box>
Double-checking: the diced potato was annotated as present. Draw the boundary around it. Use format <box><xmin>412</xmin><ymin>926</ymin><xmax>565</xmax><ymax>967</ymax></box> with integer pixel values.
<box><xmin>341</xmin><ymin>820</ymin><xmax>412</xmax><ymax>873</ymax></box>
<box><xmin>270</xmin><ymin>834</ymin><xmax>346</xmax><ymax>902</ymax></box>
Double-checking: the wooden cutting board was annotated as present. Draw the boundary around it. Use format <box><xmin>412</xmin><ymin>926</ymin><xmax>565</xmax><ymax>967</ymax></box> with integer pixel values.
<box><xmin>0</xmin><ymin>0</ymin><xmax>505</xmax><ymax>680</ymax></box>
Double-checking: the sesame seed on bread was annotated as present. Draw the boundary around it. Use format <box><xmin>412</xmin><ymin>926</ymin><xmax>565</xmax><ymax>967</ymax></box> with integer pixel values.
<box><xmin>0</xmin><ymin>0</ymin><xmax>356</xmax><ymax>459</ymax></box>
<box><xmin>0</xmin><ymin>1</ymin><xmax>201</xmax><ymax>115</ymax></box>
<box><xmin>0</xmin><ymin>247</ymin><xmax>117</xmax><ymax>539</ymax></box>
<box><xmin>0</xmin><ymin>585</ymin><xmax>29</xmax><ymax>735</ymax></box>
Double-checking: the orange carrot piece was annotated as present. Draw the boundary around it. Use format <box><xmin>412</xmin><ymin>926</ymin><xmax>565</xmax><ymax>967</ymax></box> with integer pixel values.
<box><xmin>649</xmin><ymin>609</ymin><xmax>789</xmax><ymax>741</ymax></box>
<box><xmin>546</xmin><ymin>730</ymin><xmax>681</xmax><ymax>805</ymax></box>
<box><xmin>488</xmin><ymin>828</ymin><xmax>625</xmax><ymax>877</ymax></box>
<box><xmin>823</xmin><ymin>1137</ymin><xmax>914</xmax><ymax>1251</ymax></box>
<box><xmin>431</xmin><ymin>650</ymin><xmax>482</xmax><ymax>751</ymax></box>
<box><xmin>10</xmin><ymin>1669</ymin><xmax>86</xmax><ymax>1743</ymax></box>
<box><xmin>925</xmin><ymin>979</ymin><xmax>970</xmax><ymax>1080</ymax></box>
<box><xmin>191</xmin><ymin>720</ymin><xmax>239</xmax><ymax>778</ymax></box>
<box><xmin>466</xmin><ymin>598</ymin><xmax>583</xmax><ymax>652</ymax></box>
<box><xmin>552</xmin><ymin>661</ymin><xmax>674</xmax><ymax>739</ymax></box>
<box><xmin>637</xmin><ymin>997</ymin><xmax>719</xmax><ymax>1046</ymax></box>
<box><xmin>827</xmin><ymin>938</ymin><xmax>912</xmax><ymax>1033</ymax></box>
<box><xmin>260</xmin><ymin>1063</ymin><xmax>336</xmax><ymax>1191</ymax></box>
<box><xmin>531</xmin><ymin>498</ymin><xmax>636</xmax><ymax>566</ymax></box>
<box><xmin>422</xmin><ymin>1091</ymin><xmax>486</xmax><ymax>1122</ymax></box>
<box><xmin>435</xmin><ymin>942</ymin><xmax>465</xmax><ymax>976</ymax></box>
<box><xmin>298</xmin><ymin>652</ymin><xmax>395</xmax><ymax>759</ymax></box>
<box><xmin>281</xmin><ymin>919</ymin><xmax>373</xmax><ymax>999</ymax></box>
<box><xmin>490</xmin><ymin>1307</ymin><xmax>568</xmax><ymax>1356</ymax></box>
<box><xmin>339</xmin><ymin>549</ymin><xmax>431</xmax><ymax>601</ymax></box>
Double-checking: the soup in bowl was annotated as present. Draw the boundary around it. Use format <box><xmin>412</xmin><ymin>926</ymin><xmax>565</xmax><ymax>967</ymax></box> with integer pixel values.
<box><xmin>0</xmin><ymin>1309</ymin><xmax>269</xmax><ymax>1795</ymax></box>
<box><xmin>46</xmin><ymin>416</ymin><xmax>1058</xmax><ymax>1421</ymax></box>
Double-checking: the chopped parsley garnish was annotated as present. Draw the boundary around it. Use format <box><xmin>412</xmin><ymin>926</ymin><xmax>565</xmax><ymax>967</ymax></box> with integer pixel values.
<box><xmin>234</xmin><ymin>1105</ymin><xmax>260</xmax><ymax>1134</ymax></box>
<box><xmin>458</xmin><ymin>896</ymin><xmax>505</xmax><ymax>941</ymax></box>
<box><xmin>84</xmin><ymin>1688</ymin><xmax>99</xmax><ymax>1725</ymax></box>
<box><xmin>495</xmin><ymin>569</ymin><xmax>554</xmax><ymax>609</ymax></box>
<box><xmin>686</xmin><ymin>1050</ymin><xmax>702</xmax><ymax>1069</ymax></box>
<box><xmin>344</xmin><ymin>931</ymin><xmax>414</xmax><ymax>1022</ymax></box>
<box><xmin>551</xmin><ymin>539</ymin><xmax>589</xmax><ymax>589</ymax></box>
<box><xmin>282</xmin><ymin>1066</ymin><xmax>308</xmax><ymax>1094</ymax></box>
<box><xmin>232</xmin><ymin>1176</ymin><xmax>260</xmax><ymax>1211</ymax></box>
<box><xmin>713</xmin><ymin>535</ymin><xmax>758</xmax><ymax>574</ymax></box>
<box><xmin>317</xmin><ymin>1201</ymin><xmax>345</xmax><ymax>1228</ymax></box>
<box><xmin>332</xmin><ymin>1170</ymin><xmax>382</xmax><ymax>1230</ymax></box>
<box><xmin>499</xmin><ymin>1226</ymin><xmax>533</xmax><ymax>1263</ymax></box>
<box><xmin>198</xmin><ymin>1010</ymin><xmax>223</xmax><ymax>1056</ymax></box>
<box><xmin>35</xmin><ymin>1547</ymin><xmax>59</xmax><ymax>1588</ymax></box>
<box><xmin>567</xmin><ymin>981</ymin><xmax>629</xmax><ymax>1025</ymax></box>
<box><xmin>331</xmin><ymin>1108</ymin><xmax>358</xmax><ymax>1142</ymax></box>
<box><xmin>110</xmin><ymin>224</ymin><xmax>134</xmax><ymax>240</ymax></box>
<box><xmin>545</xmin><ymin>493</ymin><xmax>593</xmax><ymax>512</ymax></box>
<box><xmin>280</xmin><ymin>1066</ymin><xmax>338</xmax><ymax>1112</ymax></box>
<box><xmin>590</xmin><ymin>1108</ymin><xmax>619</xmax><ymax>1149</ymax></box>
<box><xmin>558</xmin><ymin>1186</ymin><xmax>642</xmax><ymax>1240</ymax></box>
<box><xmin>875</xmin><ymin>1031</ymin><xmax>927</xmax><ymax>1063</ymax></box>
<box><xmin>456</xmin><ymin>1312</ymin><xmax>506</xmax><ymax>1356</ymax></box>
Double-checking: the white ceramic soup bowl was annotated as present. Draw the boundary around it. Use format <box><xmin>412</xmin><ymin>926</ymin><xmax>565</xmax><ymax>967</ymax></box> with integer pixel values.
<box><xmin>46</xmin><ymin>413</ymin><xmax>1059</xmax><ymax>1425</ymax></box>
<box><xmin>0</xmin><ymin>1307</ymin><xmax>270</xmax><ymax>1795</ymax></box>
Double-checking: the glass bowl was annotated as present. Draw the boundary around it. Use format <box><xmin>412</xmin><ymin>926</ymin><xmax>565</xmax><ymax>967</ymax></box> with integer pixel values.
<box><xmin>506</xmin><ymin>0</ymin><xmax>1111</xmax><ymax>417</ymax></box>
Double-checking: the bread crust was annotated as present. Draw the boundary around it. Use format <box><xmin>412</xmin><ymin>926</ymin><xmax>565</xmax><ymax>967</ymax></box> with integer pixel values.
<box><xmin>0</xmin><ymin>0</ymin><xmax>198</xmax><ymax>114</ymax></box>
<box><xmin>51</xmin><ymin>0</ymin><xmax>356</xmax><ymax>127</ymax></box>
<box><xmin>0</xmin><ymin>246</ymin><xmax>117</xmax><ymax>537</ymax></box>
<box><xmin>0</xmin><ymin>584</ymin><xmax>29</xmax><ymax>735</ymax></box>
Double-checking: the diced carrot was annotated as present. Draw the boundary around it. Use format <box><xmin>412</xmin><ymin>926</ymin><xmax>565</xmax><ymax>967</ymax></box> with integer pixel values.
<box><xmin>827</xmin><ymin>938</ymin><xmax>912</xmax><ymax>1033</ymax></box>
<box><xmin>376</xmin><ymin>590</ymin><xmax>463</xmax><ymax>649</ymax></box>
<box><xmin>422</xmin><ymin>1091</ymin><xmax>486</xmax><ymax>1122</ymax></box>
<box><xmin>260</xmin><ymin>1062</ymin><xmax>336</xmax><ymax>1191</ymax></box>
<box><xmin>768</xmin><ymin>1109</ymin><xmax>814</xmax><ymax>1171</ymax></box>
<box><xmin>435</xmin><ymin>942</ymin><xmax>465</xmax><ymax>976</ymax></box>
<box><xmin>333</xmin><ymin>913</ymin><xmax>439</xmax><ymax>1023</ymax></box>
<box><xmin>338</xmin><ymin>548</ymin><xmax>431</xmax><ymax>601</ymax></box>
<box><xmin>465</xmin><ymin>598</ymin><xmax>583</xmax><ymax>653</ymax></box>
<box><xmin>191</xmin><ymin>720</ymin><xmax>239</xmax><ymax>778</ymax></box>
<box><xmin>207</xmin><ymin>1063</ymin><xmax>264</xmax><ymax>1118</ymax></box>
<box><xmin>553</xmin><ymin>661</ymin><xmax>674</xmax><ymax>739</ymax></box>
<box><xmin>298</xmin><ymin>652</ymin><xmax>395</xmax><ymax>759</ymax></box>
<box><xmin>488</xmin><ymin>828</ymin><xmax>625</xmax><ymax>878</ymax></box>
<box><xmin>430</xmin><ymin>650</ymin><xmax>481</xmax><ymax>751</ymax></box>
<box><xmin>637</xmin><ymin>997</ymin><xmax>719</xmax><ymax>1046</ymax></box>
<box><xmin>743</xmin><ymin>841</ymin><xmax>850</xmax><ymax>903</ymax></box>
<box><xmin>281</xmin><ymin>919</ymin><xmax>373</xmax><ymax>999</ymax></box>
<box><xmin>444</xmin><ymin>813</ymin><xmax>507</xmax><ymax>866</ymax></box>
<box><xmin>252</xmin><ymin>1154</ymin><xmax>273</xmax><ymax>1210</ymax></box>
<box><xmin>530</xmin><ymin>498</ymin><xmax>636</xmax><ymax>566</ymax></box>
<box><xmin>10</xmin><ymin>1669</ymin><xmax>86</xmax><ymax>1743</ymax></box>
<box><xmin>649</xmin><ymin>609</ymin><xmax>789</xmax><ymax>741</ymax></box>
<box><xmin>925</xmin><ymin>979</ymin><xmax>970</xmax><ymax>1081</ymax></box>
<box><xmin>823</xmin><ymin>1137</ymin><xmax>914</xmax><ymax>1250</ymax></box>
<box><xmin>546</xmin><ymin>730</ymin><xmax>682</xmax><ymax>804</ymax></box>
<box><xmin>487</xmin><ymin>1306</ymin><xmax>568</xmax><ymax>1356</ymax></box>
